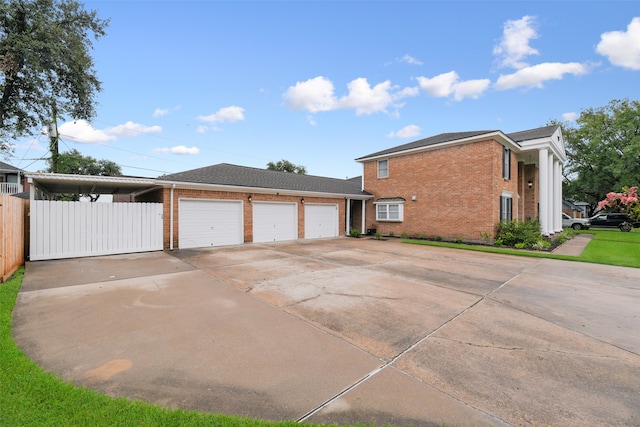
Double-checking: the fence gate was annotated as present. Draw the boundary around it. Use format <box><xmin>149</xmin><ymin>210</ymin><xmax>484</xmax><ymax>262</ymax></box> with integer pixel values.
<box><xmin>30</xmin><ymin>201</ymin><xmax>163</xmax><ymax>261</ymax></box>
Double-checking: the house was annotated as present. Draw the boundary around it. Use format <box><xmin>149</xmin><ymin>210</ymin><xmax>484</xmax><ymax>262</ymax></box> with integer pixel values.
<box><xmin>355</xmin><ymin>124</ymin><xmax>566</xmax><ymax>240</ymax></box>
<box><xmin>0</xmin><ymin>161</ymin><xmax>27</xmax><ymax>195</ymax></box>
<box><xmin>24</xmin><ymin>124</ymin><xmax>566</xmax><ymax>260</ymax></box>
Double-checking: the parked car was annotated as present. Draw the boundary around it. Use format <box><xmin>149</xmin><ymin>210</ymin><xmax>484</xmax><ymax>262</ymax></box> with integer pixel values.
<box><xmin>589</xmin><ymin>213</ymin><xmax>640</xmax><ymax>231</ymax></box>
<box><xmin>562</xmin><ymin>213</ymin><xmax>590</xmax><ymax>230</ymax></box>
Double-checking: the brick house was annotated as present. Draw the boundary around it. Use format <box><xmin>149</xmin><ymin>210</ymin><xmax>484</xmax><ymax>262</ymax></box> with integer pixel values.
<box><xmin>355</xmin><ymin>125</ymin><xmax>565</xmax><ymax>240</ymax></box>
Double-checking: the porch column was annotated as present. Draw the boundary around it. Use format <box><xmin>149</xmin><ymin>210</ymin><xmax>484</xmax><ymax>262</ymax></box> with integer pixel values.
<box><xmin>361</xmin><ymin>200</ymin><xmax>366</xmax><ymax>233</ymax></box>
<box><xmin>345</xmin><ymin>198</ymin><xmax>351</xmax><ymax>235</ymax></box>
<box><xmin>547</xmin><ymin>152</ymin><xmax>555</xmax><ymax>235</ymax></box>
<box><xmin>554</xmin><ymin>159</ymin><xmax>563</xmax><ymax>232</ymax></box>
<box><xmin>538</xmin><ymin>148</ymin><xmax>549</xmax><ymax>235</ymax></box>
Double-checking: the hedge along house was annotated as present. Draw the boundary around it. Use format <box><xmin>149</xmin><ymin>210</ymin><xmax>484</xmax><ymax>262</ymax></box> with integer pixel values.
<box><xmin>148</xmin><ymin>163</ymin><xmax>372</xmax><ymax>250</ymax></box>
<box><xmin>355</xmin><ymin>125</ymin><xmax>566</xmax><ymax>240</ymax></box>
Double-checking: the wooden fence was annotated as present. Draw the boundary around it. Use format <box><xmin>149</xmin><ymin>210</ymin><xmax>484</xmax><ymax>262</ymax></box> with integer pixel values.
<box><xmin>0</xmin><ymin>194</ymin><xmax>28</xmax><ymax>282</ymax></box>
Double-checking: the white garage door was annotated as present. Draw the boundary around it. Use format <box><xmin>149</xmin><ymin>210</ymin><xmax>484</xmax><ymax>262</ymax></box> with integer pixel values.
<box><xmin>253</xmin><ymin>202</ymin><xmax>297</xmax><ymax>243</ymax></box>
<box><xmin>305</xmin><ymin>204</ymin><xmax>338</xmax><ymax>239</ymax></box>
<box><xmin>179</xmin><ymin>199</ymin><xmax>243</xmax><ymax>249</ymax></box>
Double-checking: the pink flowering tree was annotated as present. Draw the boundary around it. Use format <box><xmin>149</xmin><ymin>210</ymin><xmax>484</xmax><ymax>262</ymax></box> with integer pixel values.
<box><xmin>598</xmin><ymin>186</ymin><xmax>640</xmax><ymax>221</ymax></box>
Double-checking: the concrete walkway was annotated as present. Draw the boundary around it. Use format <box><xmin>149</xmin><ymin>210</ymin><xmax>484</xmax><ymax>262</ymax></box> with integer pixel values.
<box><xmin>552</xmin><ymin>233</ymin><xmax>594</xmax><ymax>256</ymax></box>
<box><xmin>12</xmin><ymin>238</ymin><xmax>640</xmax><ymax>427</ymax></box>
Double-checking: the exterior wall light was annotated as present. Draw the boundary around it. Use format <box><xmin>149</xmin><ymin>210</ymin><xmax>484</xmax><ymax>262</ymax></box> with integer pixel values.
<box><xmin>248</xmin><ymin>194</ymin><xmax>252</xmax><ymax>202</ymax></box>
<box><xmin>527</xmin><ymin>180</ymin><xmax>533</xmax><ymax>189</ymax></box>
<box><xmin>300</xmin><ymin>197</ymin><xmax>305</xmax><ymax>204</ymax></box>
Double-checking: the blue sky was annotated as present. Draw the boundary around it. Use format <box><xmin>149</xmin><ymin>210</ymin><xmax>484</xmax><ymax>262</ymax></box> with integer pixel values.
<box><xmin>9</xmin><ymin>1</ymin><xmax>640</xmax><ymax>179</ymax></box>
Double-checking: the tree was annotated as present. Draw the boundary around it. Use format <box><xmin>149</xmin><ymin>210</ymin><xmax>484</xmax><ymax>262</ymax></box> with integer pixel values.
<box><xmin>0</xmin><ymin>0</ymin><xmax>108</xmax><ymax>156</ymax></box>
<box><xmin>266</xmin><ymin>159</ymin><xmax>307</xmax><ymax>174</ymax></box>
<box><xmin>598</xmin><ymin>186</ymin><xmax>639</xmax><ymax>222</ymax></box>
<box><xmin>558</xmin><ymin>99</ymin><xmax>640</xmax><ymax>216</ymax></box>
<box><xmin>44</xmin><ymin>148</ymin><xmax>121</xmax><ymax>201</ymax></box>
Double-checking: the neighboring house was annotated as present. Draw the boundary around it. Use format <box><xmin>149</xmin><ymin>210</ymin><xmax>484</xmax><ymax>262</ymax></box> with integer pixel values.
<box><xmin>0</xmin><ymin>161</ymin><xmax>26</xmax><ymax>195</ymax></box>
<box><xmin>355</xmin><ymin>125</ymin><xmax>566</xmax><ymax>240</ymax></box>
<box><xmin>562</xmin><ymin>200</ymin><xmax>584</xmax><ymax>218</ymax></box>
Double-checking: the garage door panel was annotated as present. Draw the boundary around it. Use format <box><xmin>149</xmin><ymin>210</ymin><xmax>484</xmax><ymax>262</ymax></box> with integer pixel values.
<box><xmin>253</xmin><ymin>203</ymin><xmax>297</xmax><ymax>243</ymax></box>
<box><xmin>305</xmin><ymin>204</ymin><xmax>338</xmax><ymax>239</ymax></box>
<box><xmin>179</xmin><ymin>200</ymin><xmax>243</xmax><ymax>249</ymax></box>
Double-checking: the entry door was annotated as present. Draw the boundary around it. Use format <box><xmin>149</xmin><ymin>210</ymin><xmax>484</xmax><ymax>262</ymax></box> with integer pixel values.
<box><xmin>305</xmin><ymin>204</ymin><xmax>338</xmax><ymax>239</ymax></box>
<box><xmin>179</xmin><ymin>199</ymin><xmax>243</xmax><ymax>249</ymax></box>
<box><xmin>252</xmin><ymin>202</ymin><xmax>297</xmax><ymax>243</ymax></box>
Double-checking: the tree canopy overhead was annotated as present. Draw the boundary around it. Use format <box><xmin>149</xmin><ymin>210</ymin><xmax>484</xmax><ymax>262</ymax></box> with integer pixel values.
<box><xmin>0</xmin><ymin>0</ymin><xmax>108</xmax><ymax>154</ymax></box>
<box><xmin>558</xmin><ymin>98</ymin><xmax>640</xmax><ymax>216</ymax></box>
<box><xmin>266</xmin><ymin>159</ymin><xmax>307</xmax><ymax>175</ymax></box>
<box><xmin>44</xmin><ymin>148</ymin><xmax>120</xmax><ymax>176</ymax></box>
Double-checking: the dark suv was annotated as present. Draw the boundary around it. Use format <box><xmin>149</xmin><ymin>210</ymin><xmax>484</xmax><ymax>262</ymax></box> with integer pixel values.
<box><xmin>589</xmin><ymin>213</ymin><xmax>640</xmax><ymax>230</ymax></box>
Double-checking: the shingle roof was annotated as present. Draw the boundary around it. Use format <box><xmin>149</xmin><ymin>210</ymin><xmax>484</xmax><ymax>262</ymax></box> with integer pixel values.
<box><xmin>355</xmin><ymin>130</ymin><xmax>498</xmax><ymax>160</ymax></box>
<box><xmin>159</xmin><ymin>163</ymin><xmax>370</xmax><ymax>197</ymax></box>
<box><xmin>506</xmin><ymin>124</ymin><xmax>560</xmax><ymax>142</ymax></box>
<box><xmin>0</xmin><ymin>161</ymin><xmax>24</xmax><ymax>173</ymax></box>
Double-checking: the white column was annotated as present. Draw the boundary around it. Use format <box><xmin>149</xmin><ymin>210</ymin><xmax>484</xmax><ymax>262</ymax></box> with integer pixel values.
<box><xmin>547</xmin><ymin>152</ymin><xmax>555</xmax><ymax>235</ymax></box>
<box><xmin>346</xmin><ymin>199</ymin><xmax>351</xmax><ymax>235</ymax></box>
<box><xmin>554</xmin><ymin>159</ymin><xmax>563</xmax><ymax>232</ymax></box>
<box><xmin>538</xmin><ymin>148</ymin><xmax>549</xmax><ymax>235</ymax></box>
<box><xmin>361</xmin><ymin>200</ymin><xmax>366</xmax><ymax>233</ymax></box>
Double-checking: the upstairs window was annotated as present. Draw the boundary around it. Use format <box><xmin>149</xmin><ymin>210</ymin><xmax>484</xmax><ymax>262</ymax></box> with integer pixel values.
<box><xmin>502</xmin><ymin>147</ymin><xmax>511</xmax><ymax>180</ymax></box>
<box><xmin>377</xmin><ymin>159</ymin><xmax>388</xmax><ymax>178</ymax></box>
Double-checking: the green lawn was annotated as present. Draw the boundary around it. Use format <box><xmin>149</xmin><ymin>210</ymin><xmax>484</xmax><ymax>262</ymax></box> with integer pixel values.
<box><xmin>405</xmin><ymin>228</ymin><xmax>640</xmax><ymax>269</ymax></box>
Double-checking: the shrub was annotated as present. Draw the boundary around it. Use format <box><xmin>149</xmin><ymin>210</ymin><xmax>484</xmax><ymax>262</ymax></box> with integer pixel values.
<box><xmin>495</xmin><ymin>219</ymin><xmax>545</xmax><ymax>249</ymax></box>
<box><xmin>388</xmin><ymin>231</ymin><xmax>395</xmax><ymax>237</ymax></box>
<box><xmin>349</xmin><ymin>229</ymin><xmax>361</xmax><ymax>238</ymax></box>
<box><xmin>374</xmin><ymin>232</ymin><xmax>382</xmax><ymax>240</ymax></box>
<box><xmin>400</xmin><ymin>232</ymin><xmax>409</xmax><ymax>239</ymax></box>
<box><xmin>435</xmin><ymin>235</ymin><xmax>443</xmax><ymax>241</ymax></box>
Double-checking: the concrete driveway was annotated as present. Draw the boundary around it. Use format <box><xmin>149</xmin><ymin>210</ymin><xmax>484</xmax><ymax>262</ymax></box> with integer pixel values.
<box><xmin>12</xmin><ymin>238</ymin><xmax>640</xmax><ymax>426</ymax></box>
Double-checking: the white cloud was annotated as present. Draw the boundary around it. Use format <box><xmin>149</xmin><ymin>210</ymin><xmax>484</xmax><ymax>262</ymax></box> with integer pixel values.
<box><xmin>57</xmin><ymin>120</ymin><xmax>162</xmax><ymax>143</ymax></box>
<box><xmin>153</xmin><ymin>146</ymin><xmax>199</xmax><ymax>155</ymax></box>
<box><xmin>387</xmin><ymin>125</ymin><xmax>421</xmax><ymax>139</ymax></box>
<box><xmin>399</xmin><ymin>54</ymin><xmax>423</xmax><ymax>65</ymax></box>
<box><xmin>196</xmin><ymin>125</ymin><xmax>208</xmax><ymax>134</ymax></box>
<box><xmin>493</xmin><ymin>15</ymin><xmax>539</xmax><ymax>69</ymax></box>
<box><xmin>416</xmin><ymin>71</ymin><xmax>490</xmax><ymax>101</ymax></box>
<box><xmin>596</xmin><ymin>17</ymin><xmax>640</xmax><ymax>70</ymax></box>
<box><xmin>394</xmin><ymin>86</ymin><xmax>420</xmax><ymax>99</ymax></box>
<box><xmin>106</xmin><ymin>121</ymin><xmax>162</xmax><ymax>137</ymax></box>
<box><xmin>58</xmin><ymin>120</ymin><xmax>115</xmax><ymax>143</ymax></box>
<box><xmin>416</xmin><ymin>71</ymin><xmax>459</xmax><ymax>97</ymax></box>
<box><xmin>494</xmin><ymin>62</ymin><xmax>589</xmax><ymax>90</ymax></box>
<box><xmin>14</xmin><ymin>137</ymin><xmax>47</xmax><ymax>151</ymax></box>
<box><xmin>338</xmin><ymin>78</ymin><xmax>393</xmax><ymax>115</ymax></box>
<box><xmin>283</xmin><ymin>76</ymin><xmax>338</xmax><ymax>113</ymax></box>
<box><xmin>562</xmin><ymin>112</ymin><xmax>578</xmax><ymax>122</ymax></box>
<box><xmin>152</xmin><ymin>108</ymin><xmax>169</xmax><ymax>117</ymax></box>
<box><xmin>196</xmin><ymin>106</ymin><xmax>246</xmax><ymax>123</ymax></box>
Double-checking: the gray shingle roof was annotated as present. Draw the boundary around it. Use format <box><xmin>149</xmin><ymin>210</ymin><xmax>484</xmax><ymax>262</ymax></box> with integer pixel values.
<box><xmin>0</xmin><ymin>161</ymin><xmax>24</xmax><ymax>173</ymax></box>
<box><xmin>355</xmin><ymin>130</ymin><xmax>498</xmax><ymax>160</ymax></box>
<box><xmin>507</xmin><ymin>124</ymin><xmax>560</xmax><ymax>142</ymax></box>
<box><xmin>159</xmin><ymin>163</ymin><xmax>370</xmax><ymax>197</ymax></box>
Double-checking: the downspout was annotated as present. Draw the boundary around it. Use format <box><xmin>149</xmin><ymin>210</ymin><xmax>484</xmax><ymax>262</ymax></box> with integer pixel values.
<box><xmin>169</xmin><ymin>184</ymin><xmax>175</xmax><ymax>250</ymax></box>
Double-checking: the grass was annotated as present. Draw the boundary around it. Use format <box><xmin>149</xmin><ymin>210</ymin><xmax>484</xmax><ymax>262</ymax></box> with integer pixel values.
<box><xmin>404</xmin><ymin>228</ymin><xmax>640</xmax><ymax>269</ymax></box>
<box><xmin>0</xmin><ymin>269</ymin><xmax>310</xmax><ymax>427</ymax></box>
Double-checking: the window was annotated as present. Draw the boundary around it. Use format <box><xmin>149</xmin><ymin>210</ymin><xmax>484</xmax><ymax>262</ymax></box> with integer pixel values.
<box><xmin>502</xmin><ymin>147</ymin><xmax>511</xmax><ymax>180</ymax></box>
<box><xmin>500</xmin><ymin>195</ymin><xmax>512</xmax><ymax>222</ymax></box>
<box><xmin>375</xmin><ymin>200</ymin><xmax>404</xmax><ymax>221</ymax></box>
<box><xmin>377</xmin><ymin>159</ymin><xmax>388</xmax><ymax>178</ymax></box>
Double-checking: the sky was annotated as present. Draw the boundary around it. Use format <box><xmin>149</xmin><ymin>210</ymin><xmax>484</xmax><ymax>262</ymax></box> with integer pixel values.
<box><xmin>7</xmin><ymin>1</ymin><xmax>640</xmax><ymax>180</ymax></box>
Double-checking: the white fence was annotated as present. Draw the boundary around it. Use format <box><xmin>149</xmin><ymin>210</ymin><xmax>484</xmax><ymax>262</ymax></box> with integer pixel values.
<box><xmin>30</xmin><ymin>201</ymin><xmax>163</xmax><ymax>261</ymax></box>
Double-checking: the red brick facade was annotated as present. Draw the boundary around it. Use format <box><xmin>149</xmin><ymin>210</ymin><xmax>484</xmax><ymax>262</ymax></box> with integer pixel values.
<box><xmin>361</xmin><ymin>138</ymin><xmax>535</xmax><ymax>241</ymax></box>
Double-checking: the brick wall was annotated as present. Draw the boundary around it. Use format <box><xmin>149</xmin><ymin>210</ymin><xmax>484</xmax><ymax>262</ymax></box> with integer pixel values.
<box><xmin>362</xmin><ymin>139</ymin><xmax>521</xmax><ymax>241</ymax></box>
<box><xmin>160</xmin><ymin>188</ymin><xmax>347</xmax><ymax>249</ymax></box>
